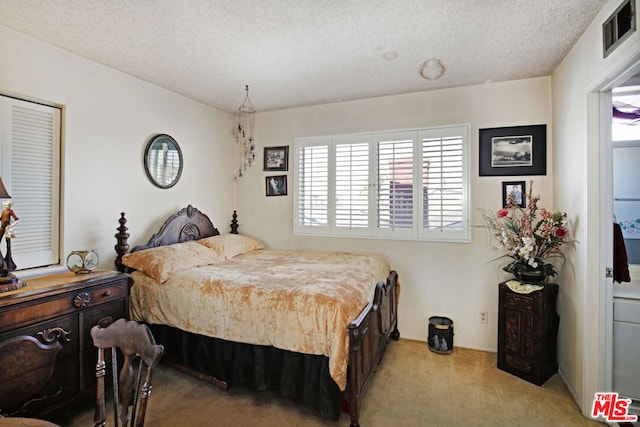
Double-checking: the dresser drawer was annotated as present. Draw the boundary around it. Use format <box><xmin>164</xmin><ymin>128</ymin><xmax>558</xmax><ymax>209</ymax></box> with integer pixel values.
<box><xmin>505</xmin><ymin>292</ymin><xmax>534</xmax><ymax>311</ymax></box>
<box><xmin>0</xmin><ymin>281</ymin><xmax>128</xmax><ymax>334</ymax></box>
<box><xmin>74</xmin><ymin>281</ymin><xmax>128</xmax><ymax>310</ymax></box>
<box><xmin>0</xmin><ymin>313</ymin><xmax>78</xmax><ymax>358</ymax></box>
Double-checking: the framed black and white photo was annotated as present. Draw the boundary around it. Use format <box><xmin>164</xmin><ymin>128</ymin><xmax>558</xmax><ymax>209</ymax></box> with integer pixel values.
<box><xmin>502</xmin><ymin>181</ymin><xmax>526</xmax><ymax>208</ymax></box>
<box><xmin>263</xmin><ymin>146</ymin><xmax>289</xmax><ymax>171</ymax></box>
<box><xmin>265</xmin><ymin>175</ymin><xmax>287</xmax><ymax>196</ymax></box>
<box><xmin>479</xmin><ymin>125</ymin><xmax>546</xmax><ymax>176</ymax></box>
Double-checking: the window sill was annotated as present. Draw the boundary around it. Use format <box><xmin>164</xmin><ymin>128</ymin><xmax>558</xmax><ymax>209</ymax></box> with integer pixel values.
<box><xmin>14</xmin><ymin>265</ymin><xmax>68</xmax><ymax>280</ymax></box>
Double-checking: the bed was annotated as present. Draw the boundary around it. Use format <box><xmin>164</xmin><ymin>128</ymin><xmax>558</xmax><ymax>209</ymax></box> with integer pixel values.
<box><xmin>114</xmin><ymin>205</ymin><xmax>399</xmax><ymax>427</ymax></box>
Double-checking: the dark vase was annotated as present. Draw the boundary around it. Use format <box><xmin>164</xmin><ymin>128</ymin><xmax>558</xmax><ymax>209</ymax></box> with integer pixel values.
<box><xmin>514</xmin><ymin>269</ymin><xmax>547</xmax><ymax>285</ymax></box>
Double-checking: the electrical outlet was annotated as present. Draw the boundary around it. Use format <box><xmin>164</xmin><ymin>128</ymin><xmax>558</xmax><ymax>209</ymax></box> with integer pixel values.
<box><xmin>480</xmin><ymin>311</ymin><xmax>488</xmax><ymax>324</ymax></box>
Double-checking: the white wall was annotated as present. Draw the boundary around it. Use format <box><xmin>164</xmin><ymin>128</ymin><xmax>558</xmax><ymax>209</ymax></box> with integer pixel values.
<box><xmin>237</xmin><ymin>77</ymin><xmax>553</xmax><ymax>351</ymax></box>
<box><xmin>552</xmin><ymin>0</ymin><xmax>640</xmax><ymax>416</ymax></box>
<box><xmin>0</xmin><ymin>26</ymin><xmax>235</xmax><ymax>271</ymax></box>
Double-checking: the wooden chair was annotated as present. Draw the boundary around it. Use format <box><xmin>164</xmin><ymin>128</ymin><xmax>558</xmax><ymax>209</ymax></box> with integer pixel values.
<box><xmin>90</xmin><ymin>319</ymin><xmax>164</xmax><ymax>427</ymax></box>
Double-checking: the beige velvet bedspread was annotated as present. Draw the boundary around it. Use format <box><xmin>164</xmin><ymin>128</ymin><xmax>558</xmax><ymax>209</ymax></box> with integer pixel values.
<box><xmin>129</xmin><ymin>249</ymin><xmax>390</xmax><ymax>390</ymax></box>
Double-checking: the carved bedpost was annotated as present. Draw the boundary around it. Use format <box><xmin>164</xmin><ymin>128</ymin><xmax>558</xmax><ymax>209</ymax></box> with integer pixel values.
<box><xmin>230</xmin><ymin>210</ymin><xmax>239</xmax><ymax>234</ymax></box>
<box><xmin>114</xmin><ymin>212</ymin><xmax>130</xmax><ymax>272</ymax></box>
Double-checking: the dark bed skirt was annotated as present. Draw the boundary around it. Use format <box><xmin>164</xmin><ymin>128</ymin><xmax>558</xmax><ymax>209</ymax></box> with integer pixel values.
<box><xmin>148</xmin><ymin>324</ymin><xmax>343</xmax><ymax>420</ymax></box>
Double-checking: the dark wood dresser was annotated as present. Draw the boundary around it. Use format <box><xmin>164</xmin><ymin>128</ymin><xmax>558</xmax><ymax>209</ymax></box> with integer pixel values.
<box><xmin>497</xmin><ymin>281</ymin><xmax>559</xmax><ymax>386</ymax></box>
<box><xmin>0</xmin><ymin>270</ymin><xmax>131</xmax><ymax>418</ymax></box>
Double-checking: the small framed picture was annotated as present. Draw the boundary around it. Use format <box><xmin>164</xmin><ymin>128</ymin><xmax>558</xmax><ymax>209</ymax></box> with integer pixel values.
<box><xmin>479</xmin><ymin>125</ymin><xmax>546</xmax><ymax>176</ymax></box>
<box><xmin>263</xmin><ymin>146</ymin><xmax>289</xmax><ymax>171</ymax></box>
<box><xmin>502</xmin><ymin>181</ymin><xmax>526</xmax><ymax>208</ymax></box>
<box><xmin>266</xmin><ymin>175</ymin><xmax>287</xmax><ymax>196</ymax></box>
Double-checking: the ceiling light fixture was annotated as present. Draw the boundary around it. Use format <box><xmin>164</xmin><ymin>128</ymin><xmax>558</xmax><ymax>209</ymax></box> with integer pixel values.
<box><xmin>419</xmin><ymin>58</ymin><xmax>446</xmax><ymax>80</ymax></box>
<box><xmin>232</xmin><ymin>85</ymin><xmax>256</xmax><ymax>181</ymax></box>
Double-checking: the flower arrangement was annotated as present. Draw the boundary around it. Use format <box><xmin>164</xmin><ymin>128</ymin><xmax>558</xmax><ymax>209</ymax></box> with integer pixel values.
<box><xmin>481</xmin><ymin>182</ymin><xmax>573</xmax><ymax>279</ymax></box>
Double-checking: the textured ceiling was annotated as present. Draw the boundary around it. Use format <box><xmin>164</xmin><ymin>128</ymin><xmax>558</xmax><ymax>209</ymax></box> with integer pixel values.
<box><xmin>0</xmin><ymin>0</ymin><xmax>608</xmax><ymax>113</ymax></box>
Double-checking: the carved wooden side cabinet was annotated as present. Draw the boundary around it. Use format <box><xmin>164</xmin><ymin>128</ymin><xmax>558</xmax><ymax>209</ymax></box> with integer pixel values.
<box><xmin>0</xmin><ymin>271</ymin><xmax>130</xmax><ymax>418</ymax></box>
<box><xmin>497</xmin><ymin>281</ymin><xmax>559</xmax><ymax>386</ymax></box>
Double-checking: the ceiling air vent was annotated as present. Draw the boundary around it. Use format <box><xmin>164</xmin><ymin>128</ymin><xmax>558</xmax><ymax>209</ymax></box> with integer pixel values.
<box><xmin>603</xmin><ymin>0</ymin><xmax>636</xmax><ymax>58</ymax></box>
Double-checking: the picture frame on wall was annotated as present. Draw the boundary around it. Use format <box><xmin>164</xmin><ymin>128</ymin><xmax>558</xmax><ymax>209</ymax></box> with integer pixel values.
<box><xmin>479</xmin><ymin>124</ymin><xmax>547</xmax><ymax>176</ymax></box>
<box><xmin>263</xmin><ymin>146</ymin><xmax>289</xmax><ymax>171</ymax></box>
<box><xmin>502</xmin><ymin>181</ymin><xmax>526</xmax><ymax>208</ymax></box>
<box><xmin>265</xmin><ymin>175</ymin><xmax>287</xmax><ymax>196</ymax></box>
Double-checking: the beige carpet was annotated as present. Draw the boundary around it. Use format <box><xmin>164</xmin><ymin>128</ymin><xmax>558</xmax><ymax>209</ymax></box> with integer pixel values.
<box><xmin>52</xmin><ymin>339</ymin><xmax>602</xmax><ymax>426</ymax></box>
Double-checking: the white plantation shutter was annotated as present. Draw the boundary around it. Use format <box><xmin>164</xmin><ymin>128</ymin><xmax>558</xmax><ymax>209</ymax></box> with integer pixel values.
<box><xmin>0</xmin><ymin>96</ymin><xmax>60</xmax><ymax>269</ymax></box>
<box><xmin>294</xmin><ymin>125</ymin><xmax>469</xmax><ymax>242</ymax></box>
<box><xmin>377</xmin><ymin>133</ymin><xmax>415</xmax><ymax>237</ymax></box>
<box><xmin>335</xmin><ymin>137</ymin><xmax>369</xmax><ymax>233</ymax></box>
<box><xmin>420</xmin><ymin>126</ymin><xmax>468</xmax><ymax>241</ymax></box>
<box><xmin>294</xmin><ymin>139</ymin><xmax>329</xmax><ymax>233</ymax></box>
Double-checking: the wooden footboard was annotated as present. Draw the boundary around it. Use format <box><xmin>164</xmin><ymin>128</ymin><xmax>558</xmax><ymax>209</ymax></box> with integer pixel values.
<box><xmin>347</xmin><ymin>270</ymin><xmax>399</xmax><ymax>427</ymax></box>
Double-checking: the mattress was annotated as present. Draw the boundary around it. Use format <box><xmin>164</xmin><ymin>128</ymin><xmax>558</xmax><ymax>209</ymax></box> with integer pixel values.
<box><xmin>129</xmin><ymin>249</ymin><xmax>390</xmax><ymax>390</ymax></box>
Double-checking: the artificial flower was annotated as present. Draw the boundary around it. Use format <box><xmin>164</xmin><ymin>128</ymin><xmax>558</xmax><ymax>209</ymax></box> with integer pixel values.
<box><xmin>480</xmin><ymin>182</ymin><xmax>574</xmax><ymax>278</ymax></box>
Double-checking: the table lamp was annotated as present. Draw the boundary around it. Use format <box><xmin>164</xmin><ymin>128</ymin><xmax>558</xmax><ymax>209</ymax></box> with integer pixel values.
<box><xmin>0</xmin><ymin>176</ymin><xmax>24</xmax><ymax>293</ymax></box>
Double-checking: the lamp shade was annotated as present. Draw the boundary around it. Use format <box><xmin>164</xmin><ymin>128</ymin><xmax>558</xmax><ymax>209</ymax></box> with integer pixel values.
<box><xmin>0</xmin><ymin>177</ymin><xmax>10</xmax><ymax>199</ymax></box>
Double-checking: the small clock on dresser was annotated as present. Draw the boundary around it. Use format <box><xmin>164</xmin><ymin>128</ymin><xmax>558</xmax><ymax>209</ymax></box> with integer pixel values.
<box><xmin>66</xmin><ymin>250</ymin><xmax>99</xmax><ymax>274</ymax></box>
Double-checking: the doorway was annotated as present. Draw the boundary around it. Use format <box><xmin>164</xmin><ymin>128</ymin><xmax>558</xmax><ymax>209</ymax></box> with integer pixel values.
<box><xmin>612</xmin><ymin>79</ymin><xmax>640</xmax><ymax>269</ymax></box>
<box><xmin>604</xmin><ymin>69</ymin><xmax>640</xmax><ymax>414</ymax></box>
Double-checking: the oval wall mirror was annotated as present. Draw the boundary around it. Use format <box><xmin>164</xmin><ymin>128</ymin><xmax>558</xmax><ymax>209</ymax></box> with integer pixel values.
<box><xmin>144</xmin><ymin>134</ymin><xmax>183</xmax><ymax>189</ymax></box>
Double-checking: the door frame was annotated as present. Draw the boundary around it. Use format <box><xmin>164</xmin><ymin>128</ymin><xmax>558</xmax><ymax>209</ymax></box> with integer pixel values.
<box><xmin>596</xmin><ymin>56</ymin><xmax>640</xmax><ymax>403</ymax></box>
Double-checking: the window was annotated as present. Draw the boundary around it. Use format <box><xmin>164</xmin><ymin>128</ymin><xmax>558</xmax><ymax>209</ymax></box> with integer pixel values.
<box><xmin>0</xmin><ymin>95</ymin><xmax>61</xmax><ymax>270</ymax></box>
<box><xmin>294</xmin><ymin>125</ymin><xmax>469</xmax><ymax>242</ymax></box>
<box><xmin>295</xmin><ymin>138</ymin><xmax>329</xmax><ymax>228</ymax></box>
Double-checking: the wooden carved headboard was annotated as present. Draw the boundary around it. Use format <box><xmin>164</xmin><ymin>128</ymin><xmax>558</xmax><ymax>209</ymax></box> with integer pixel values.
<box><xmin>115</xmin><ymin>205</ymin><xmax>238</xmax><ymax>272</ymax></box>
